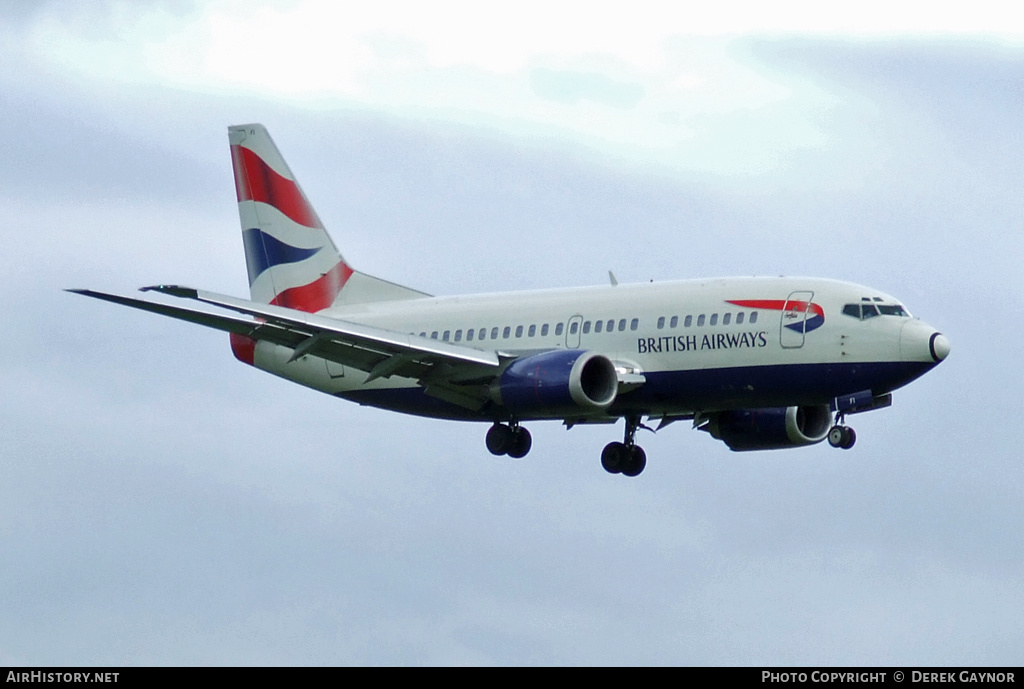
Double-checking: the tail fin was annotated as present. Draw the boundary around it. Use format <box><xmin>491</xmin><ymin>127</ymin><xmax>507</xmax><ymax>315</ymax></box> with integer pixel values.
<box><xmin>229</xmin><ymin>124</ymin><xmax>427</xmax><ymax>312</ymax></box>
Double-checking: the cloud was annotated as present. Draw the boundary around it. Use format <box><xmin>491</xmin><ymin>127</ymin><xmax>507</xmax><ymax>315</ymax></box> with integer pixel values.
<box><xmin>20</xmin><ymin>1</ymin><xmax>1021</xmax><ymax>182</ymax></box>
<box><xmin>1</xmin><ymin>5</ymin><xmax>1022</xmax><ymax>665</ymax></box>
<box><xmin>529</xmin><ymin>69</ymin><xmax>645</xmax><ymax>109</ymax></box>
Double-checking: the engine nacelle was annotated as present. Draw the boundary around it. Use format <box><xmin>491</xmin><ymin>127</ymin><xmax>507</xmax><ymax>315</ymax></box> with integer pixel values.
<box><xmin>705</xmin><ymin>405</ymin><xmax>832</xmax><ymax>451</ymax></box>
<box><xmin>492</xmin><ymin>350</ymin><xmax>618</xmax><ymax>415</ymax></box>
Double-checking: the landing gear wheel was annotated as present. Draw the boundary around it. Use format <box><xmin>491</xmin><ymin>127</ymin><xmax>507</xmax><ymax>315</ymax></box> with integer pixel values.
<box><xmin>828</xmin><ymin>425</ymin><xmax>856</xmax><ymax>450</ymax></box>
<box><xmin>486</xmin><ymin>423</ymin><xmax>532</xmax><ymax>458</ymax></box>
<box><xmin>486</xmin><ymin>423</ymin><xmax>513</xmax><ymax>456</ymax></box>
<box><xmin>601</xmin><ymin>442</ymin><xmax>626</xmax><ymax>474</ymax></box>
<box><xmin>602</xmin><ymin>416</ymin><xmax>649</xmax><ymax>477</ymax></box>
<box><xmin>507</xmin><ymin>427</ymin><xmax>532</xmax><ymax>459</ymax></box>
<box><xmin>828</xmin><ymin>426</ymin><xmax>844</xmax><ymax>448</ymax></box>
<box><xmin>620</xmin><ymin>445</ymin><xmax>647</xmax><ymax>477</ymax></box>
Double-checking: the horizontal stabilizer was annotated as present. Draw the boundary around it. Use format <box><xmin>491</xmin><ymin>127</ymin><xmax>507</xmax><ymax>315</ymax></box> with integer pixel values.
<box><xmin>67</xmin><ymin>289</ymin><xmax>269</xmax><ymax>337</ymax></box>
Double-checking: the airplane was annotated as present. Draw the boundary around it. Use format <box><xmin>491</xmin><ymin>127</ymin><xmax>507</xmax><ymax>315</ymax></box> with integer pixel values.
<box><xmin>70</xmin><ymin>124</ymin><xmax>950</xmax><ymax>477</ymax></box>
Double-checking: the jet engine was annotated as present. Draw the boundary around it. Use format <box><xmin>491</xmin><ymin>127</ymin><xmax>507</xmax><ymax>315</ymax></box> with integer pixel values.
<box><xmin>492</xmin><ymin>350</ymin><xmax>618</xmax><ymax>415</ymax></box>
<box><xmin>704</xmin><ymin>405</ymin><xmax>832</xmax><ymax>451</ymax></box>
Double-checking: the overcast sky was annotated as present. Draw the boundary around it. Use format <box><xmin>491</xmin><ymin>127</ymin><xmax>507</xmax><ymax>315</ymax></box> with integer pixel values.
<box><xmin>2</xmin><ymin>0</ymin><xmax>1022</xmax><ymax>666</ymax></box>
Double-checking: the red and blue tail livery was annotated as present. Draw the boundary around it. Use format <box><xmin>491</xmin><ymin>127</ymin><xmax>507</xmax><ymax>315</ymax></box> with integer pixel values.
<box><xmin>70</xmin><ymin>124</ymin><xmax>950</xmax><ymax>477</ymax></box>
<box><xmin>230</xmin><ymin>125</ymin><xmax>352</xmax><ymax>313</ymax></box>
<box><xmin>231</xmin><ymin>142</ymin><xmax>325</xmax><ymax>229</ymax></box>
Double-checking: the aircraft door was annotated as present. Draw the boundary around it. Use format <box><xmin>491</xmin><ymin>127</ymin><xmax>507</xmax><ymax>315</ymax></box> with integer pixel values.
<box><xmin>780</xmin><ymin>291</ymin><xmax>814</xmax><ymax>349</ymax></box>
<box><xmin>565</xmin><ymin>315</ymin><xmax>583</xmax><ymax>348</ymax></box>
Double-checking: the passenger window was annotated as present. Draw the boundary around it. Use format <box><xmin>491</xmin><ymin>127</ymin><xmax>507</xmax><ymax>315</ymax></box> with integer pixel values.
<box><xmin>684</xmin><ymin>315</ymin><xmax>692</xmax><ymax>327</ymax></box>
<box><xmin>555</xmin><ymin>323</ymin><xmax>564</xmax><ymax>336</ymax></box>
<box><xmin>618</xmin><ymin>319</ymin><xmax>626</xmax><ymax>332</ymax></box>
<box><xmin>431</xmin><ymin>331</ymin><xmax>438</xmax><ymax>339</ymax></box>
<box><xmin>541</xmin><ymin>324</ymin><xmax>549</xmax><ymax>336</ymax></box>
<box><xmin>630</xmin><ymin>318</ymin><xmax>638</xmax><ymax>331</ymax></box>
<box><xmin>723</xmin><ymin>313</ymin><xmax>731</xmax><ymax>325</ymax></box>
<box><xmin>697</xmin><ymin>314</ymin><xmax>705</xmax><ymax>327</ymax></box>
<box><xmin>710</xmin><ymin>314</ymin><xmax>718</xmax><ymax>326</ymax></box>
<box><xmin>606</xmin><ymin>319</ymin><xmax>614</xmax><ymax>332</ymax></box>
<box><xmin>466</xmin><ymin>329</ymin><xmax>474</xmax><ymax>341</ymax></box>
<box><xmin>595</xmin><ymin>320</ymin><xmax>603</xmax><ymax>333</ymax></box>
<box><xmin>749</xmin><ymin>312</ymin><xmax>758</xmax><ymax>324</ymax></box>
<box><xmin>528</xmin><ymin>324</ymin><xmax>536</xmax><ymax>337</ymax></box>
<box><xmin>479</xmin><ymin>328</ymin><xmax>486</xmax><ymax>340</ymax></box>
<box><xmin>443</xmin><ymin>330</ymin><xmax>451</xmax><ymax>341</ymax></box>
<box><xmin>670</xmin><ymin>316</ymin><xmax>678</xmax><ymax>328</ymax></box>
<box><xmin>503</xmin><ymin>326</ymin><xmax>511</xmax><ymax>338</ymax></box>
<box><xmin>515</xmin><ymin>325</ymin><xmax>523</xmax><ymax>338</ymax></box>
<box><xmin>570</xmin><ymin>322</ymin><xmax>579</xmax><ymax>335</ymax></box>
<box><xmin>583</xmin><ymin>321</ymin><xmax>591</xmax><ymax>334</ymax></box>
<box><xmin>419</xmin><ymin>332</ymin><xmax>426</xmax><ymax>338</ymax></box>
<box><xmin>657</xmin><ymin>316</ymin><xmax>665</xmax><ymax>329</ymax></box>
<box><xmin>736</xmin><ymin>313</ymin><xmax>744</xmax><ymax>325</ymax></box>
<box><xmin>454</xmin><ymin>329</ymin><xmax>462</xmax><ymax>342</ymax></box>
<box><xmin>491</xmin><ymin>327</ymin><xmax>499</xmax><ymax>340</ymax></box>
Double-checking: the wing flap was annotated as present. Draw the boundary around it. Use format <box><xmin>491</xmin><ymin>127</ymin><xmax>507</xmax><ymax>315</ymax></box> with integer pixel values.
<box><xmin>69</xmin><ymin>288</ymin><xmax>502</xmax><ymax>386</ymax></box>
<box><xmin>141</xmin><ymin>284</ymin><xmax>500</xmax><ymax>368</ymax></box>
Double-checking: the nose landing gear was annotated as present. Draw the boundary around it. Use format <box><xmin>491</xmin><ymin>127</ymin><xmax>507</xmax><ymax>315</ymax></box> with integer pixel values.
<box><xmin>827</xmin><ymin>413</ymin><xmax>857</xmax><ymax>450</ymax></box>
<box><xmin>602</xmin><ymin>415</ymin><xmax>648</xmax><ymax>477</ymax></box>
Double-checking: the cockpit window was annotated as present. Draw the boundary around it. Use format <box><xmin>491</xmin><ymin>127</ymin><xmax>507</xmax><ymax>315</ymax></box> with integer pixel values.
<box><xmin>842</xmin><ymin>303</ymin><xmax>908</xmax><ymax>320</ymax></box>
<box><xmin>877</xmin><ymin>304</ymin><xmax>909</xmax><ymax>317</ymax></box>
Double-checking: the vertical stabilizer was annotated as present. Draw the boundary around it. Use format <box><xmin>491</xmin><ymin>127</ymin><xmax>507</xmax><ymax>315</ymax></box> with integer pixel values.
<box><xmin>227</xmin><ymin>124</ymin><xmax>428</xmax><ymax>364</ymax></box>
<box><xmin>230</xmin><ymin>124</ymin><xmax>352</xmax><ymax>312</ymax></box>
<box><xmin>230</xmin><ymin>124</ymin><xmax>429</xmax><ymax>315</ymax></box>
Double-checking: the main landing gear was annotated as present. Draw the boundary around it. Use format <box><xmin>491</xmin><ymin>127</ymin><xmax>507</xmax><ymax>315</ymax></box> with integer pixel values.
<box><xmin>486</xmin><ymin>422</ymin><xmax>532</xmax><ymax>459</ymax></box>
<box><xmin>601</xmin><ymin>415</ymin><xmax>647</xmax><ymax>477</ymax></box>
<box><xmin>827</xmin><ymin>413</ymin><xmax>857</xmax><ymax>450</ymax></box>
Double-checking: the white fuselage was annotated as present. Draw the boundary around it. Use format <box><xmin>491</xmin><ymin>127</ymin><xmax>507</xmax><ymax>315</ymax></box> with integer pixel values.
<box><xmin>249</xmin><ymin>276</ymin><xmax>943</xmax><ymax>421</ymax></box>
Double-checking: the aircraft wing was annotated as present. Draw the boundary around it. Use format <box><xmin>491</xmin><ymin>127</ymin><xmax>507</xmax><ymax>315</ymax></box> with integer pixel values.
<box><xmin>68</xmin><ymin>287</ymin><xmax>504</xmax><ymax>405</ymax></box>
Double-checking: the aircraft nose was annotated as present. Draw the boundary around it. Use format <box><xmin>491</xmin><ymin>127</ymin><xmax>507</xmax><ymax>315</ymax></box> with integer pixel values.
<box><xmin>901</xmin><ymin>321</ymin><xmax>950</xmax><ymax>363</ymax></box>
<box><xmin>929</xmin><ymin>332</ymin><xmax>950</xmax><ymax>362</ymax></box>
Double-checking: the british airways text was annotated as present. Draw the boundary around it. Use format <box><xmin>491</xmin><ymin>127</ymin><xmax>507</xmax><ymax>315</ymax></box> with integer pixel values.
<box><xmin>638</xmin><ymin>331</ymin><xmax>769</xmax><ymax>354</ymax></box>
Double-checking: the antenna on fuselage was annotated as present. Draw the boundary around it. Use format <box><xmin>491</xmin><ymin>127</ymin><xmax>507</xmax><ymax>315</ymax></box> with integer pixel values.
<box><xmin>608</xmin><ymin>271</ymin><xmax>618</xmax><ymax>286</ymax></box>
